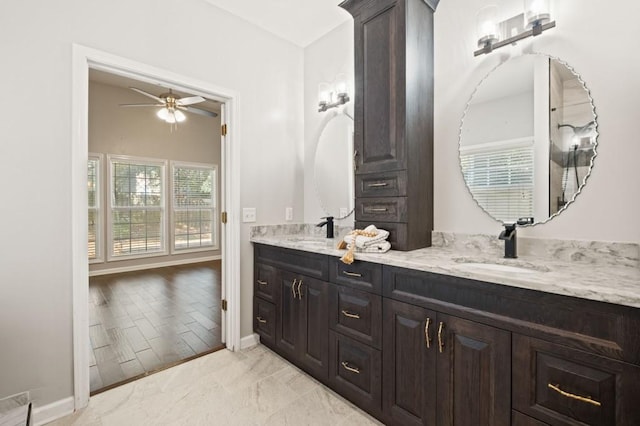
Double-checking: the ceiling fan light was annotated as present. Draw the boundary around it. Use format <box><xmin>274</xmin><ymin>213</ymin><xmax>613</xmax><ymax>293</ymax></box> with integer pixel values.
<box><xmin>165</xmin><ymin>112</ymin><xmax>177</xmax><ymax>124</ymax></box>
<box><xmin>174</xmin><ymin>109</ymin><xmax>186</xmax><ymax>122</ymax></box>
<box><xmin>157</xmin><ymin>108</ymin><xmax>169</xmax><ymax>120</ymax></box>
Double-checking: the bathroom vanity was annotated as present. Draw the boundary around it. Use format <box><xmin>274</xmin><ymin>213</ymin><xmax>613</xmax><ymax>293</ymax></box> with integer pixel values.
<box><xmin>251</xmin><ymin>232</ymin><xmax>640</xmax><ymax>425</ymax></box>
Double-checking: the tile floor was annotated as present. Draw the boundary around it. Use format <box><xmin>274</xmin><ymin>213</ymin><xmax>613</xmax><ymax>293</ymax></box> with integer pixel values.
<box><xmin>89</xmin><ymin>262</ymin><xmax>222</xmax><ymax>393</ymax></box>
<box><xmin>48</xmin><ymin>345</ymin><xmax>381</xmax><ymax>425</ymax></box>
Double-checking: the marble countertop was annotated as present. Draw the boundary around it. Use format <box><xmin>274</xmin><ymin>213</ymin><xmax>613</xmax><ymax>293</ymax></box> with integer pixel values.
<box><xmin>250</xmin><ymin>230</ymin><xmax>640</xmax><ymax>309</ymax></box>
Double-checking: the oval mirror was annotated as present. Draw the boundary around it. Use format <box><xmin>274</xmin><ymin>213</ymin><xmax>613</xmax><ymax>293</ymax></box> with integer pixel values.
<box><xmin>459</xmin><ymin>54</ymin><xmax>597</xmax><ymax>225</ymax></box>
<box><xmin>313</xmin><ymin>110</ymin><xmax>355</xmax><ymax>219</ymax></box>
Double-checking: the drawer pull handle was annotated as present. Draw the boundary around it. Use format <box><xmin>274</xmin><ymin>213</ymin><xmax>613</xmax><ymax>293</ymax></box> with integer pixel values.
<box><xmin>297</xmin><ymin>280</ymin><xmax>303</xmax><ymax>300</ymax></box>
<box><xmin>256</xmin><ymin>316</ymin><xmax>267</xmax><ymax>324</ymax></box>
<box><xmin>291</xmin><ymin>279</ymin><xmax>298</xmax><ymax>298</ymax></box>
<box><xmin>437</xmin><ymin>322</ymin><xmax>445</xmax><ymax>353</ymax></box>
<box><xmin>341</xmin><ymin>310</ymin><xmax>361</xmax><ymax>319</ymax></box>
<box><xmin>257</xmin><ymin>280</ymin><xmax>268</xmax><ymax>286</ymax></box>
<box><xmin>548</xmin><ymin>383</ymin><xmax>602</xmax><ymax>407</ymax></box>
<box><xmin>367</xmin><ymin>207</ymin><xmax>388</xmax><ymax>212</ymax></box>
<box><xmin>424</xmin><ymin>317</ymin><xmax>432</xmax><ymax>349</ymax></box>
<box><xmin>368</xmin><ymin>182</ymin><xmax>389</xmax><ymax>188</ymax></box>
<box><xmin>342</xmin><ymin>271</ymin><xmax>362</xmax><ymax>278</ymax></box>
<box><xmin>341</xmin><ymin>361</ymin><xmax>361</xmax><ymax>374</ymax></box>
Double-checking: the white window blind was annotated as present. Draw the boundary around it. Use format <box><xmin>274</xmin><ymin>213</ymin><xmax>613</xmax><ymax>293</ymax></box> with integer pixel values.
<box><xmin>109</xmin><ymin>156</ymin><xmax>166</xmax><ymax>258</ymax></box>
<box><xmin>460</xmin><ymin>139</ymin><xmax>534</xmax><ymax>223</ymax></box>
<box><xmin>172</xmin><ymin>163</ymin><xmax>217</xmax><ymax>251</ymax></box>
<box><xmin>88</xmin><ymin>155</ymin><xmax>101</xmax><ymax>261</ymax></box>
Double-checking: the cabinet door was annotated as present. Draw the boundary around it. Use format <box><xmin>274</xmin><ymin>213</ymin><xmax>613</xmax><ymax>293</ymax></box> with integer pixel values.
<box><xmin>353</xmin><ymin>0</ymin><xmax>405</xmax><ymax>174</ymax></box>
<box><xmin>298</xmin><ymin>276</ymin><xmax>329</xmax><ymax>380</ymax></box>
<box><xmin>276</xmin><ymin>271</ymin><xmax>300</xmax><ymax>359</ymax></box>
<box><xmin>436</xmin><ymin>314</ymin><xmax>511</xmax><ymax>426</ymax></box>
<box><xmin>383</xmin><ymin>299</ymin><xmax>436</xmax><ymax>425</ymax></box>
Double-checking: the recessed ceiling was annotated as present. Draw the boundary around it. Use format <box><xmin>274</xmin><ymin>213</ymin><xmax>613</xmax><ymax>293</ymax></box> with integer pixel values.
<box><xmin>203</xmin><ymin>0</ymin><xmax>351</xmax><ymax>47</ymax></box>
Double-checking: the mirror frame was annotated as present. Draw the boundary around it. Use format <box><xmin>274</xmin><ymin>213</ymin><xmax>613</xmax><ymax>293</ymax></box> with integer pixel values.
<box><xmin>312</xmin><ymin>109</ymin><xmax>355</xmax><ymax>220</ymax></box>
<box><xmin>458</xmin><ymin>53</ymin><xmax>598</xmax><ymax>226</ymax></box>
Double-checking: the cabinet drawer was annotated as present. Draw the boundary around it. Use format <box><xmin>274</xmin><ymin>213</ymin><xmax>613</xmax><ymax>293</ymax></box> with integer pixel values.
<box><xmin>356</xmin><ymin>171</ymin><xmax>407</xmax><ymax>198</ymax></box>
<box><xmin>254</xmin><ymin>244</ymin><xmax>329</xmax><ymax>281</ymax></box>
<box><xmin>254</xmin><ymin>298</ymin><xmax>276</xmax><ymax>347</ymax></box>
<box><xmin>513</xmin><ymin>335</ymin><xmax>640</xmax><ymax>426</ymax></box>
<box><xmin>330</xmin><ymin>258</ymin><xmax>382</xmax><ymax>294</ymax></box>
<box><xmin>355</xmin><ymin>197</ymin><xmax>407</xmax><ymax>223</ymax></box>
<box><xmin>254</xmin><ymin>263</ymin><xmax>278</xmax><ymax>303</ymax></box>
<box><xmin>512</xmin><ymin>411</ymin><xmax>548</xmax><ymax>426</ymax></box>
<box><xmin>329</xmin><ymin>331</ymin><xmax>381</xmax><ymax>417</ymax></box>
<box><xmin>330</xmin><ymin>285</ymin><xmax>382</xmax><ymax>349</ymax></box>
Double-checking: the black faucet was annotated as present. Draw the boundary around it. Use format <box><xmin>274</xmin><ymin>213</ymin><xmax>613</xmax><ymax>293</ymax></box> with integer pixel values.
<box><xmin>316</xmin><ymin>216</ymin><xmax>334</xmax><ymax>238</ymax></box>
<box><xmin>498</xmin><ymin>223</ymin><xmax>518</xmax><ymax>259</ymax></box>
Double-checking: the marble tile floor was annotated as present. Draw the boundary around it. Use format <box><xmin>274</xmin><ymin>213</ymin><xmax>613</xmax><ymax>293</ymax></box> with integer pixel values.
<box><xmin>47</xmin><ymin>344</ymin><xmax>382</xmax><ymax>426</ymax></box>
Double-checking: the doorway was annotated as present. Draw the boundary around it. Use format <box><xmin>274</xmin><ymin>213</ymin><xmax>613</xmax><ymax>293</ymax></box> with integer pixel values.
<box><xmin>72</xmin><ymin>45</ymin><xmax>241</xmax><ymax>409</ymax></box>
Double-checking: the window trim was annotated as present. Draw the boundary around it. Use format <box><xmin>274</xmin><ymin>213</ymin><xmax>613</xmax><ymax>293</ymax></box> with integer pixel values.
<box><xmin>170</xmin><ymin>160</ymin><xmax>219</xmax><ymax>254</ymax></box>
<box><xmin>106</xmin><ymin>154</ymin><xmax>168</xmax><ymax>262</ymax></box>
<box><xmin>88</xmin><ymin>153</ymin><xmax>103</xmax><ymax>264</ymax></box>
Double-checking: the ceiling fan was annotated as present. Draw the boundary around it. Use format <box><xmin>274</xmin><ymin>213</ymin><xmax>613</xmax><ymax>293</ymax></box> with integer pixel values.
<box><xmin>120</xmin><ymin>87</ymin><xmax>218</xmax><ymax>124</ymax></box>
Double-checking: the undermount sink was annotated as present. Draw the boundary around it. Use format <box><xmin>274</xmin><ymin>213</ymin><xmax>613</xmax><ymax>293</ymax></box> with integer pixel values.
<box><xmin>452</xmin><ymin>257</ymin><xmax>550</xmax><ymax>275</ymax></box>
<box><xmin>285</xmin><ymin>237</ymin><xmax>332</xmax><ymax>246</ymax></box>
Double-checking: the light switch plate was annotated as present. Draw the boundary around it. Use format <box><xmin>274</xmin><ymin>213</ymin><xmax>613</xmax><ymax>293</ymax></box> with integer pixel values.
<box><xmin>242</xmin><ymin>207</ymin><xmax>257</xmax><ymax>223</ymax></box>
<box><xmin>285</xmin><ymin>207</ymin><xmax>293</xmax><ymax>221</ymax></box>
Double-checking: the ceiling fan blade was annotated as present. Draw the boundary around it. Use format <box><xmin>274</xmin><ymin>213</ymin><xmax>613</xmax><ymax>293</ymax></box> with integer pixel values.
<box><xmin>119</xmin><ymin>103</ymin><xmax>164</xmax><ymax>107</ymax></box>
<box><xmin>176</xmin><ymin>96</ymin><xmax>206</xmax><ymax>106</ymax></box>
<box><xmin>179</xmin><ymin>106</ymin><xmax>219</xmax><ymax>118</ymax></box>
<box><xmin>129</xmin><ymin>87</ymin><xmax>165</xmax><ymax>103</ymax></box>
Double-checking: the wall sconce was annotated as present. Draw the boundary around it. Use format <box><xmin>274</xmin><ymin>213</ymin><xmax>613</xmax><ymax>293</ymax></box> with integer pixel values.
<box><xmin>474</xmin><ymin>0</ymin><xmax>555</xmax><ymax>57</ymax></box>
<box><xmin>318</xmin><ymin>73</ymin><xmax>350</xmax><ymax>112</ymax></box>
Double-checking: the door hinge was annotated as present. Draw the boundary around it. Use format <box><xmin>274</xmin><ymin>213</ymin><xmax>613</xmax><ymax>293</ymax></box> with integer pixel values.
<box><xmin>221</xmin><ymin>299</ymin><xmax>228</xmax><ymax>311</ymax></box>
<box><xmin>221</xmin><ymin>211</ymin><xmax>227</xmax><ymax>224</ymax></box>
<box><xmin>221</xmin><ymin>124</ymin><xmax>227</xmax><ymax>136</ymax></box>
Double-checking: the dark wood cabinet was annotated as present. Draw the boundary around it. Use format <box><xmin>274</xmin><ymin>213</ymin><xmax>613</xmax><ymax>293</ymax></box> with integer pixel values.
<box><xmin>383</xmin><ymin>299</ymin><xmax>511</xmax><ymax>426</ymax></box>
<box><xmin>341</xmin><ymin>0</ymin><xmax>435</xmax><ymax>251</ymax></box>
<box><xmin>253</xmin><ymin>244</ymin><xmax>640</xmax><ymax>424</ymax></box>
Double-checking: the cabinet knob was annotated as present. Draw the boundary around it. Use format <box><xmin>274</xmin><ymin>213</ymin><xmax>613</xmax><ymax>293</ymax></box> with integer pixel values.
<box><xmin>547</xmin><ymin>383</ymin><xmax>601</xmax><ymax>407</ymax></box>
<box><xmin>437</xmin><ymin>322</ymin><xmax>445</xmax><ymax>353</ymax></box>
<box><xmin>341</xmin><ymin>361</ymin><xmax>361</xmax><ymax>374</ymax></box>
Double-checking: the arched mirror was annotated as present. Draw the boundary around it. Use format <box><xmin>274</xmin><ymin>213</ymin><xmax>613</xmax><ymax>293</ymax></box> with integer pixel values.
<box><xmin>459</xmin><ymin>53</ymin><xmax>597</xmax><ymax>225</ymax></box>
<box><xmin>313</xmin><ymin>110</ymin><xmax>355</xmax><ymax>219</ymax></box>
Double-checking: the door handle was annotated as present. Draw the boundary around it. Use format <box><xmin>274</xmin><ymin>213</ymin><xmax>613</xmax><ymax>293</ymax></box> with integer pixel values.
<box><xmin>424</xmin><ymin>317</ymin><xmax>432</xmax><ymax>349</ymax></box>
<box><xmin>548</xmin><ymin>383</ymin><xmax>602</xmax><ymax>407</ymax></box>
<box><xmin>341</xmin><ymin>310</ymin><xmax>360</xmax><ymax>319</ymax></box>
<box><xmin>367</xmin><ymin>182</ymin><xmax>389</xmax><ymax>188</ymax></box>
<box><xmin>342</xmin><ymin>271</ymin><xmax>362</xmax><ymax>278</ymax></box>
<box><xmin>256</xmin><ymin>316</ymin><xmax>267</xmax><ymax>324</ymax></box>
<box><xmin>291</xmin><ymin>279</ymin><xmax>298</xmax><ymax>299</ymax></box>
<box><xmin>341</xmin><ymin>361</ymin><xmax>361</xmax><ymax>374</ymax></box>
<box><xmin>257</xmin><ymin>280</ymin><xmax>268</xmax><ymax>286</ymax></box>
<box><xmin>438</xmin><ymin>322</ymin><xmax>445</xmax><ymax>353</ymax></box>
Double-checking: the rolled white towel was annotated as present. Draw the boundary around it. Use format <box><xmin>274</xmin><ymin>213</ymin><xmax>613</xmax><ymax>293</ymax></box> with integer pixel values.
<box><xmin>343</xmin><ymin>224</ymin><xmax>390</xmax><ymax>249</ymax></box>
<box><xmin>356</xmin><ymin>241</ymin><xmax>391</xmax><ymax>253</ymax></box>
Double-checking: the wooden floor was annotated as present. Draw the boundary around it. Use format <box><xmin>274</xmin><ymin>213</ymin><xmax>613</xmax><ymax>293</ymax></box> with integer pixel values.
<box><xmin>89</xmin><ymin>261</ymin><xmax>223</xmax><ymax>394</ymax></box>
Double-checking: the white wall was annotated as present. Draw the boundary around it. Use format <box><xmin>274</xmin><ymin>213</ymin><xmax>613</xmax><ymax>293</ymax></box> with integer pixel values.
<box><xmin>0</xmin><ymin>0</ymin><xmax>303</xmax><ymax>408</ymax></box>
<box><xmin>303</xmin><ymin>21</ymin><xmax>355</xmax><ymax>226</ymax></box>
<box><xmin>89</xmin><ymin>81</ymin><xmax>222</xmax><ymax>273</ymax></box>
<box><xmin>434</xmin><ymin>0</ymin><xmax>640</xmax><ymax>243</ymax></box>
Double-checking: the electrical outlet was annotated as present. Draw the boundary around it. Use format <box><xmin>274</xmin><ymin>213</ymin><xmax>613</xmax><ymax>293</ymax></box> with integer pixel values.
<box><xmin>242</xmin><ymin>207</ymin><xmax>257</xmax><ymax>223</ymax></box>
<box><xmin>285</xmin><ymin>207</ymin><xmax>293</xmax><ymax>221</ymax></box>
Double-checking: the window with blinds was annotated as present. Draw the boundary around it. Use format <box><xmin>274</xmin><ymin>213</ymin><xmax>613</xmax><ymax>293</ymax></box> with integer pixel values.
<box><xmin>172</xmin><ymin>163</ymin><xmax>217</xmax><ymax>251</ymax></box>
<box><xmin>460</xmin><ymin>139</ymin><xmax>534</xmax><ymax>223</ymax></box>
<box><xmin>108</xmin><ymin>156</ymin><xmax>166</xmax><ymax>258</ymax></box>
<box><xmin>88</xmin><ymin>155</ymin><xmax>101</xmax><ymax>261</ymax></box>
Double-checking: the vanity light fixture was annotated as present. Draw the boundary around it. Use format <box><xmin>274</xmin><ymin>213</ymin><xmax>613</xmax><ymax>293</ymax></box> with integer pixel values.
<box><xmin>474</xmin><ymin>0</ymin><xmax>555</xmax><ymax>57</ymax></box>
<box><xmin>318</xmin><ymin>74</ymin><xmax>350</xmax><ymax>112</ymax></box>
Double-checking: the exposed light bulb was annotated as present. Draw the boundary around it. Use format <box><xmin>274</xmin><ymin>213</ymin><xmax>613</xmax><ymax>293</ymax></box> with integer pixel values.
<box><xmin>335</xmin><ymin>73</ymin><xmax>348</xmax><ymax>95</ymax></box>
<box><xmin>318</xmin><ymin>82</ymin><xmax>331</xmax><ymax>104</ymax></box>
<box><xmin>165</xmin><ymin>111</ymin><xmax>177</xmax><ymax>124</ymax></box>
<box><xmin>477</xmin><ymin>5</ymin><xmax>499</xmax><ymax>48</ymax></box>
<box><xmin>524</xmin><ymin>0</ymin><xmax>550</xmax><ymax>28</ymax></box>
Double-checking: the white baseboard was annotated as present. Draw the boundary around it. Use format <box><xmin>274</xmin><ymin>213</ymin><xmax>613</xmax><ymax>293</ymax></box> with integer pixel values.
<box><xmin>33</xmin><ymin>396</ymin><xmax>74</xmax><ymax>426</ymax></box>
<box><xmin>89</xmin><ymin>255</ymin><xmax>221</xmax><ymax>277</ymax></box>
<box><xmin>240</xmin><ymin>333</ymin><xmax>260</xmax><ymax>350</ymax></box>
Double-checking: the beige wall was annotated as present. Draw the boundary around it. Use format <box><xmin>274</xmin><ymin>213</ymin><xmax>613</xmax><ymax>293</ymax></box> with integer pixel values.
<box><xmin>88</xmin><ymin>81</ymin><xmax>221</xmax><ymax>273</ymax></box>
